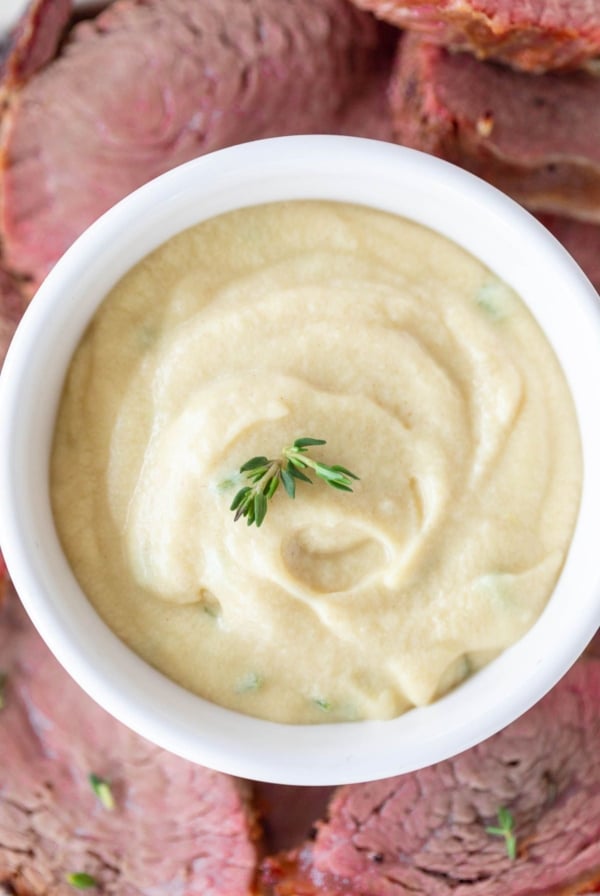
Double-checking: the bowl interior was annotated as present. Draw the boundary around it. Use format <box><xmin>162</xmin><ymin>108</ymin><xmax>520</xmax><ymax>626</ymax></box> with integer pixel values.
<box><xmin>1</xmin><ymin>136</ymin><xmax>600</xmax><ymax>785</ymax></box>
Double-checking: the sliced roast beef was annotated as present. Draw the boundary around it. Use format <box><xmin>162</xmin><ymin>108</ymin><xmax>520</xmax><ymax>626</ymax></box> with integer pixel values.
<box><xmin>538</xmin><ymin>214</ymin><xmax>600</xmax><ymax>292</ymax></box>
<box><xmin>391</xmin><ymin>34</ymin><xmax>600</xmax><ymax>224</ymax></box>
<box><xmin>0</xmin><ymin>555</ymin><xmax>6</xmax><ymax>608</ymax></box>
<box><xmin>0</xmin><ymin>271</ymin><xmax>26</xmax><ymax>606</ymax></box>
<box><xmin>348</xmin><ymin>0</ymin><xmax>600</xmax><ymax>73</ymax></box>
<box><xmin>0</xmin><ymin>267</ymin><xmax>24</xmax><ymax>370</ymax></box>
<box><xmin>587</xmin><ymin>629</ymin><xmax>600</xmax><ymax>657</ymax></box>
<box><xmin>0</xmin><ymin>0</ymin><xmax>72</xmax><ymax>91</ymax></box>
<box><xmin>0</xmin><ymin>0</ymin><xmax>391</xmax><ymax>287</ymax></box>
<box><xmin>0</xmin><ymin>589</ymin><xmax>259</xmax><ymax>895</ymax></box>
<box><xmin>262</xmin><ymin>658</ymin><xmax>600</xmax><ymax>895</ymax></box>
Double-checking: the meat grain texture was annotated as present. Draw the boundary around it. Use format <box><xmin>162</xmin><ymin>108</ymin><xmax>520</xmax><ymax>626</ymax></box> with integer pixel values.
<box><xmin>262</xmin><ymin>659</ymin><xmax>600</xmax><ymax>895</ymax></box>
<box><xmin>0</xmin><ymin>0</ymin><xmax>392</xmax><ymax>287</ymax></box>
<box><xmin>347</xmin><ymin>0</ymin><xmax>600</xmax><ymax>72</ymax></box>
<box><xmin>0</xmin><ymin>590</ymin><xmax>259</xmax><ymax>895</ymax></box>
<box><xmin>391</xmin><ymin>33</ymin><xmax>600</xmax><ymax>225</ymax></box>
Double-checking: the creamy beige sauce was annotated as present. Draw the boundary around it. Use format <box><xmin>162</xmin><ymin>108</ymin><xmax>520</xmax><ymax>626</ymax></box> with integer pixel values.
<box><xmin>51</xmin><ymin>201</ymin><xmax>582</xmax><ymax>723</ymax></box>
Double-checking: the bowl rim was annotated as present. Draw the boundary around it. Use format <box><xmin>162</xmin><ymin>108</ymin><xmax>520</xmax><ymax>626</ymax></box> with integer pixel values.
<box><xmin>1</xmin><ymin>135</ymin><xmax>600</xmax><ymax>785</ymax></box>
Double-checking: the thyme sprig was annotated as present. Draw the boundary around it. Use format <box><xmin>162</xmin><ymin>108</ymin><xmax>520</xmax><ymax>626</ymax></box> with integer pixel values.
<box><xmin>228</xmin><ymin>437</ymin><xmax>359</xmax><ymax>527</ymax></box>
<box><xmin>485</xmin><ymin>807</ymin><xmax>517</xmax><ymax>861</ymax></box>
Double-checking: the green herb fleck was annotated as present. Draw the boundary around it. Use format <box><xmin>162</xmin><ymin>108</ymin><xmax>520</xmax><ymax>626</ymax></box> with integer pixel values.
<box><xmin>235</xmin><ymin>672</ymin><xmax>263</xmax><ymax>694</ymax></box>
<box><xmin>89</xmin><ymin>773</ymin><xmax>115</xmax><ymax>811</ymax></box>
<box><xmin>313</xmin><ymin>697</ymin><xmax>333</xmax><ymax>713</ymax></box>
<box><xmin>137</xmin><ymin>323</ymin><xmax>159</xmax><ymax>350</ymax></box>
<box><xmin>217</xmin><ymin>475</ymin><xmax>240</xmax><ymax>492</ymax></box>
<box><xmin>485</xmin><ymin>807</ymin><xmax>517</xmax><ymax>860</ymax></box>
<box><xmin>476</xmin><ymin>281</ymin><xmax>511</xmax><ymax>321</ymax></box>
<box><xmin>0</xmin><ymin>671</ymin><xmax>6</xmax><ymax>710</ymax></box>
<box><xmin>225</xmin><ymin>438</ymin><xmax>359</xmax><ymax>528</ymax></box>
<box><xmin>66</xmin><ymin>873</ymin><xmax>97</xmax><ymax>890</ymax></box>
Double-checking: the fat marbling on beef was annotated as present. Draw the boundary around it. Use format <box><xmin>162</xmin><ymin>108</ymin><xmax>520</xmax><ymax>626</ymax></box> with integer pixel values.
<box><xmin>0</xmin><ymin>0</ymin><xmax>392</xmax><ymax>288</ymax></box>
<box><xmin>0</xmin><ymin>590</ymin><xmax>259</xmax><ymax>895</ymax></box>
<box><xmin>262</xmin><ymin>658</ymin><xmax>600</xmax><ymax>895</ymax></box>
<box><xmin>347</xmin><ymin>0</ymin><xmax>600</xmax><ymax>72</ymax></box>
<box><xmin>391</xmin><ymin>33</ymin><xmax>600</xmax><ymax>225</ymax></box>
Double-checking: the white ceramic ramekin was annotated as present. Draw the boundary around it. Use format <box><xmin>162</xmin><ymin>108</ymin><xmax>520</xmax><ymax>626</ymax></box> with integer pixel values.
<box><xmin>1</xmin><ymin>136</ymin><xmax>599</xmax><ymax>785</ymax></box>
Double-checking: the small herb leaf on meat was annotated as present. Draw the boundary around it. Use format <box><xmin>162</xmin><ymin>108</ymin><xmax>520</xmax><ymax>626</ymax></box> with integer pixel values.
<box><xmin>66</xmin><ymin>872</ymin><xmax>98</xmax><ymax>890</ymax></box>
<box><xmin>89</xmin><ymin>773</ymin><xmax>115</xmax><ymax>811</ymax></box>
<box><xmin>225</xmin><ymin>437</ymin><xmax>359</xmax><ymax>527</ymax></box>
<box><xmin>485</xmin><ymin>807</ymin><xmax>517</xmax><ymax>860</ymax></box>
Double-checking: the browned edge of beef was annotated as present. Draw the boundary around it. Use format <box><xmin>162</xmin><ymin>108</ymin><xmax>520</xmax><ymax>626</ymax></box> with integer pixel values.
<box><xmin>348</xmin><ymin>0</ymin><xmax>600</xmax><ymax>73</ymax></box>
<box><xmin>0</xmin><ymin>0</ymin><xmax>72</xmax><ymax>92</ymax></box>
<box><xmin>390</xmin><ymin>33</ymin><xmax>600</xmax><ymax>224</ymax></box>
<box><xmin>261</xmin><ymin>658</ymin><xmax>600</xmax><ymax>896</ymax></box>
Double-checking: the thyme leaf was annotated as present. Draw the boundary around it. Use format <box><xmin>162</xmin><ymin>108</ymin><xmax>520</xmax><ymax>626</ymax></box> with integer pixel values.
<box><xmin>89</xmin><ymin>773</ymin><xmax>115</xmax><ymax>811</ymax></box>
<box><xmin>226</xmin><ymin>437</ymin><xmax>359</xmax><ymax>527</ymax></box>
<box><xmin>66</xmin><ymin>873</ymin><xmax>97</xmax><ymax>890</ymax></box>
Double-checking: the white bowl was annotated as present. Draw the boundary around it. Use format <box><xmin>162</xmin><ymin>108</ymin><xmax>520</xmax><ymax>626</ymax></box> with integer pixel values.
<box><xmin>1</xmin><ymin>136</ymin><xmax>599</xmax><ymax>785</ymax></box>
